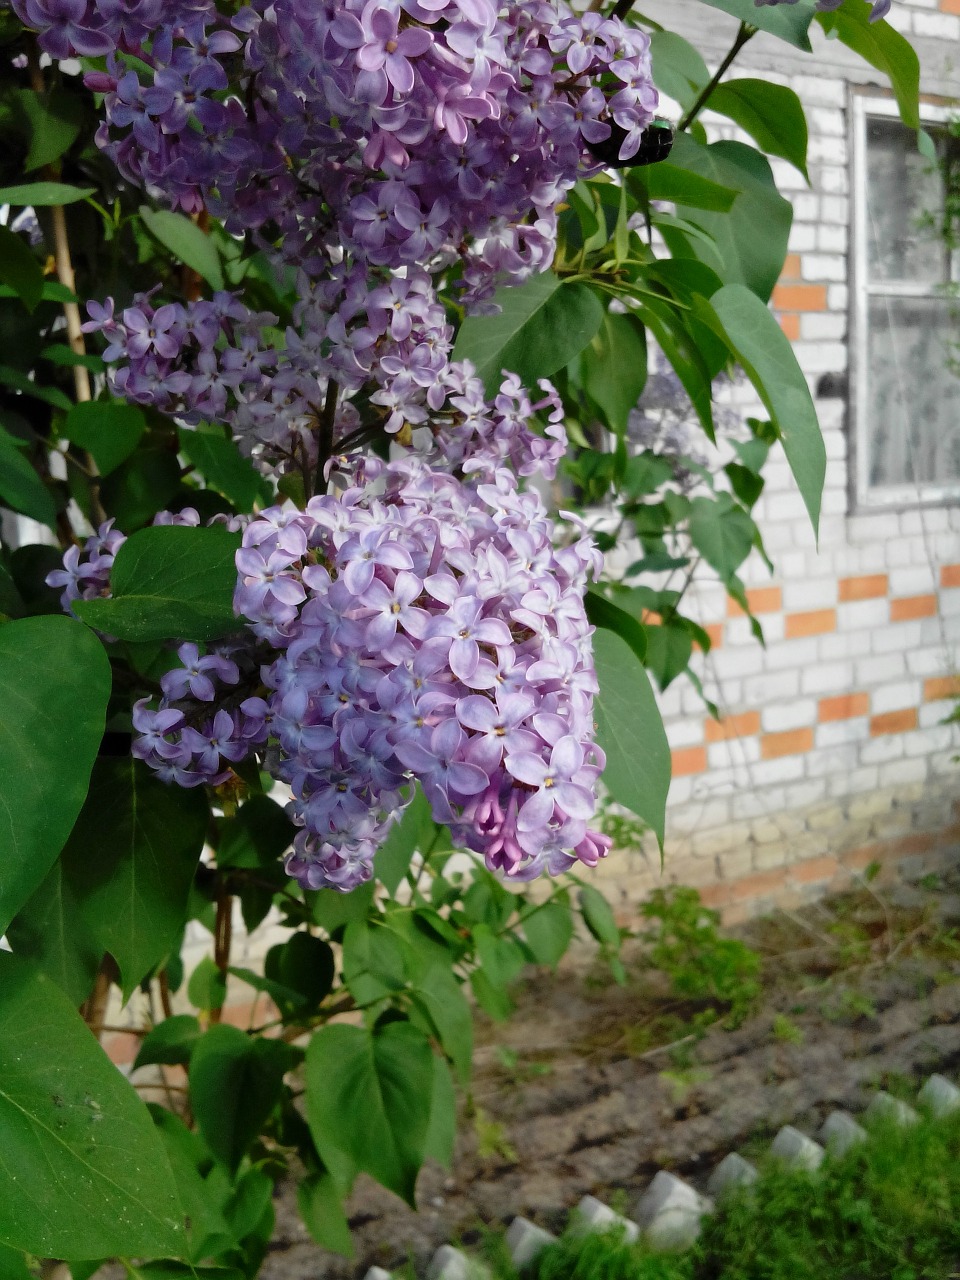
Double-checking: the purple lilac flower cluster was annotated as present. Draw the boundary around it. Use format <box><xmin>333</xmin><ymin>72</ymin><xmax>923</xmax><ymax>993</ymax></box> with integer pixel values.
<box><xmin>121</xmin><ymin>452</ymin><xmax>609</xmax><ymax>890</ymax></box>
<box><xmin>82</xmin><ymin>282</ymin><xmax>568</xmax><ymax>474</ymax></box>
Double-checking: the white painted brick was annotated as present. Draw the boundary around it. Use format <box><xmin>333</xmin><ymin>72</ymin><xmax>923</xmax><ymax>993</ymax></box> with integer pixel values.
<box><xmin>914</xmin><ymin>11</ymin><xmax>960</xmax><ymax>37</ymax></box>
<box><xmin>801</xmin><ymin>311</ymin><xmax>846</xmax><ymax>341</ymax></box>
<box><xmin>764</xmin><ymin>637</ymin><xmax>821</xmax><ymax>672</ymax></box>
<box><xmin>801</xmin><ymin>659</ymin><xmax>853</xmax><ymax>695</ymax></box>
<box><xmin>878</xmin><ymin>757</ymin><xmax>928</xmax><ymax>787</ymax></box>
<box><xmin>744</xmin><ymin>669</ymin><xmax>802</xmax><ymax>703</ymax></box>
<box><xmin>816</xmin><ymin>718</ymin><xmax>870</xmax><ymax>748</ymax></box>
<box><xmin>906</xmin><ymin>725</ymin><xmax>955</xmax><ymax>756</ymax></box>
<box><xmin>827</xmin><ymin>283</ymin><xmax>848</xmax><ymax>311</ymax></box>
<box><xmin>827</xmin><ymin>765</ymin><xmax>878</xmax><ymax>797</ymax></box>
<box><xmin>907</xmin><ymin>649</ymin><xmax>953</xmax><ymax>678</ymax></box>
<box><xmin>820</xmin><ymin>195</ymin><xmax>848</xmax><ymax>223</ymax></box>
<box><xmin>781</xmin><ymin>578</ymin><xmax>838</xmax><ymax>611</ymax></box>
<box><xmin>871</xmin><ymin>680</ymin><xmax>922</xmax><ymax>715</ymax></box>
<box><xmin>710</xmin><ymin>647</ymin><xmax>769</xmax><ymax>679</ymax></box>
<box><xmin>666</xmin><ymin>776</ymin><xmax>694</xmax><ymax>808</ymax></box>
<box><xmin>807</xmin><ymin>746</ymin><xmax>860</xmax><ymax>779</ymax></box>
<box><xmin>902</xmin><ymin>508</ymin><xmax>950</xmax><ymax>535</ymax></box>
<box><xmin>748</xmin><ymin>756</ymin><xmax>806</xmax><ymax>786</ymax></box>
<box><xmin>856</xmin><ymin>653</ymin><xmax>908</xmax><ymax>685</ymax></box>
<box><xmin>838</xmin><ymin>598</ymin><xmax>889</xmax><ymax>631</ymax></box>
<box><xmin>788</xmin><ymin>223</ymin><xmax>817</xmax><ymax>252</ymax></box>
<box><xmin>667</xmin><ymin>799</ymin><xmax>732</xmax><ymax>836</ymax></box>
<box><xmin>930</xmin><ymin>748</ymin><xmax>960</xmax><ymax>776</ymax></box>
<box><xmin>667</xmin><ymin>719</ymin><xmax>706</xmax><ymax>749</ymax></box>
<box><xmin>889</xmin><ymin>564</ymin><xmax>937</xmax><ymax>595</ymax></box>
<box><xmin>802</xmin><ymin>253</ymin><xmax>846</xmax><ymax>282</ymax></box>
<box><xmin>817</xmin><ymin>222</ymin><xmax>847</xmax><ymax>251</ymax></box>
<box><xmin>860</xmin><ymin>735</ymin><xmax>906</xmax><ymax>765</ymax></box>
<box><xmin>783</xmin><ymin>779</ymin><xmax>828</xmax><ymax>810</ymax></box>
<box><xmin>727</xmin><ymin>614</ymin><xmax>785</xmax><ymax>647</ymax></box>
<box><xmin>919</xmin><ymin>701</ymin><xmax>958</xmax><ymax>731</ymax></box>
<box><xmin>872</xmin><ymin>622</ymin><xmax>921</xmax><ymax>655</ymax></box>
<box><xmin>761</xmin><ymin>698</ymin><xmax>817</xmax><ymax>732</ymax></box>
<box><xmin>793</xmin><ymin>193</ymin><xmax>819</xmax><ymax>221</ymax></box>
<box><xmin>818</xmin><ymin>631</ymin><xmax>872</xmax><ymax>661</ymax></box>
<box><xmin>731</xmin><ymin>787</ymin><xmax>786</xmax><ymax>821</ymax></box>
<box><xmin>707</xmin><ymin>738</ymin><xmax>762</xmax><ymax>771</ymax></box>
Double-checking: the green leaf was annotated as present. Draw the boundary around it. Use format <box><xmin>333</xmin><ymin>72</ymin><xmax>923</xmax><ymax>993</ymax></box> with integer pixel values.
<box><xmin>179</xmin><ymin>427</ymin><xmax>271</xmax><ymax>513</ymax></box>
<box><xmin>5</xmin><ymin>856</ymin><xmax>101</xmax><ymax>1004</ymax></box>
<box><xmin>0</xmin><ymin>182</ymin><xmax>94</xmax><ymax>206</ymax></box>
<box><xmin>700</xmin><ymin>284</ymin><xmax>825</xmax><ymax>533</ymax></box>
<box><xmin>0</xmin><ymin>364</ymin><xmax>73</xmax><ymax>411</ymax></box>
<box><xmin>688</xmin><ymin>494</ymin><xmax>755</xmax><ymax>579</ymax></box>
<box><xmin>135</xmin><ymin>1015</ymin><xmax>203</xmax><ymax>1070</ymax></box>
<box><xmin>523</xmin><ymin>897</ymin><xmax>574</xmax><ymax>968</ymax></box>
<box><xmin>65</xmin><ymin>401</ymin><xmax>146</xmax><ymax>475</ymax></box>
<box><xmin>667</xmin><ymin>134</ymin><xmax>793</xmax><ymax>301</ymax></box>
<box><xmin>644</xmin><ymin>621</ymin><xmax>695</xmax><ymax>691</ymax></box>
<box><xmin>98</xmin><ymin>447</ymin><xmax>182</xmax><ymax>530</ymax></box>
<box><xmin>412</xmin><ymin>966</ymin><xmax>473</xmax><ymax>1086</ymax></box>
<box><xmin>585</xmin><ymin>589</ymin><xmax>647</xmax><ymax>665</ymax></box>
<box><xmin>217</xmin><ymin>794</ymin><xmax>295</xmax><ymax>869</ymax></box>
<box><xmin>342</xmin><ymin>920</ymin><xmax>409</xmax><ymax>1006</ymax></box>
<box><xmin>75</xmin><ymin>525</ymin><xmax>242</xmax><ymax>642</ymax></box>
<box><xmin>696</xmin><ymin>0</ymin><xmax>814</xmax><ymax>48</ymax></box>
<box><xmin>634</xmin><ymin>163</ymin><xmax>738</xmax><ymax>212</ymax></box>
<box><xmin>592</xmin><ymin>628</ymin><xmax>671</xmax><ymax>848</ymax></box>
<box><xmin>581</xmin><ymin>312</ymin><xmax>648</xmax><ymax>435</ymax></box>
<box><xmin>18</xmin><ymin>88</ymin><xmax>83</xmax><ymax>171</ymax></box>
<box><xmin>0</xmin><ymin>954</ymin><xmax>184</xmax><ymax>1259</ymax></box>
<box><xmin>298</xmin><ymin>1171</ymin><xmax>353</xmax><ymax>1259</ymax></box>
<box><xmin>148</xmin><ymin>1104</ymin><xmax>234</xmax><ymax>1263</ymax></box>
<box><xmin>708</xmin><ymin>79</ymin><xmax>809</xmax><ymax>178</ymax></box>
<box><xmin>61</xmin><ymin>758</ymin><xmax>208</xmax><ymax>1000</ymax></box>
<box><xmin>453</xmin><ymin>272</ymin><xmax>605</xmax><ymax>396</ymax></box>
<box><xmin>649</xmin><ymin>30</ymin><xmax>709</xmax><ymax>108</ymax></box>
<box><xmin>423</xmin><ymin>1055</ymin><xmax>456</xmax><ymax>1169</ymax></box>
<box><xmin>374</xmin><ymin>785</ymin><xmax>435</xmax><ymax>895</ymax></box>
<box><xmin>578</xmin><ymin>885</ymin><xmax>621</xmax><ymax>951</ymax></box>
<box><xmin>189</xmin><ymin>1026</ymin><xmax>297</xmax><ymax>1171</ymax></box>
<box><xmin>0</xmin><ymin>427</ymin><xmax>56</xmax><ymax>526</ymax></box>
<box><xmin>0</xmin><ymin>617</ymin><xmax>110</xmax><ymax>934</ymax></box>
<box><xmin>305</xmin><ymin>1021</ymin><xmax>434</xmax><ymax>1205</ymax></box>
<box><xmin>140</xmin><ymin>206</ymin><xmax>225</xmax><ymax>290</ymax></box>
<box><xmin>274</xmin><ymin>932</ymin><xmax>336</xmax><ymax>1009</ymax></box>
<box><xmin>40</xmin><ymin>343</ymin><xmax>105</xmax><ymax>372</ymax></box>
<box><xmin>817</xmin><ymin>1</ymin><xmax>919</xmax><ymax>129</ymax></box>
<box><xmin>188</xmin><ymin>956</ymin><xmax>227</xmax><ymax>1013</ymax></box>
<box><xmin>0</xmin><ymin>227</ymin><xmax>42</xmax><ymax>312</ymax></box>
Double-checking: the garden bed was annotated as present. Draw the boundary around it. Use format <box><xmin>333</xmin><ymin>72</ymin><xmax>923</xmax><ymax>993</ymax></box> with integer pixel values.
<box><xmin>262</xmin><ymin>862</ymin><xmax>960</xmax><ymax>1279</ymax></box>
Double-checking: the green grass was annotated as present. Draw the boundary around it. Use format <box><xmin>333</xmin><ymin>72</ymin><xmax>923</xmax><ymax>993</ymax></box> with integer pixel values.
<box><xmin>483</xmin><ymin>1104</ymin><xmax>960</xmax><ymax>1280</ymax></box>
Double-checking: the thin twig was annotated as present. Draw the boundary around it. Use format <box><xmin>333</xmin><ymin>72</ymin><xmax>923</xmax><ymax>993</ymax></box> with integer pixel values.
<box><xmin>210</xmin><ymin>892</ymin><xmax>233</xmax><ymax>1025</ymax></box>
<box><xmin>678</xmin><ymin>23</ymin><xmax>757</xmax><ymax>133</ymax></box>
<box><xmin>314</xmin><ymin>378</ymin><xmax>340</xmax><ymax>495</ymax></box>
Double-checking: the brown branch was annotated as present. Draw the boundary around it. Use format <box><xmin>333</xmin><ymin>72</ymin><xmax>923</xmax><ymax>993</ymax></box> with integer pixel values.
<box><xmin>80</xmin><ymin>957</ymin><xmax>117</xmax><ymax>1041</ymax></box>
<box><xmin>209</xmin><ymin>892</ymin><xmax>233</xmax><ymax>1025</ymax></box>
<box><xmin>313</xmin><ymin>378</ymin><xmax>340</xmax><ymax>496</ymax></box>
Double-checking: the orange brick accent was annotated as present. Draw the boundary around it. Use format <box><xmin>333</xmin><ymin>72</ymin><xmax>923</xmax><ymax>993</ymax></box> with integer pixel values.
<box><xmin>941</xmin><ymin>0</ymin><xmax>960</xmax><ymax>14</ymax></box>
<box><xmin>730</xmin><ymin>869</ymin><xmax>789</xmax><ymax>901</ymax></box>
<box><xmin>778</xmin><ymin>313</ymin><xmax>801</xmax><ymax>342</ymax></box>
<box><xmin>727</xmin><ymin>587</ymin><xmax>782</xmax><ymax>617</ymax></box>
<box><xmin>761</xmin><ymin>727</ymin><xmax>814</xmax><ymax>759</ymax></box>
<box><xmin>105</xmin><ymin>1032</ymin><xmax>143</xmax><ymax>1066</ymax></box>
<box><xmin>838</xmin><ymin>574</ymin><xmax>888</xmax><ymax>602</ymax></box>
<box><xmin>694</xmin><ymin>623</ymin><xmax>724</xmax><ymax>652</ymax></box>
<box><xmin>771</xmin><ymin>282</ymin><xmax>828</xmax><ymax>312</ymax></box>
<box><xmin>870</xmin><ymin>708</ymin><xmax>918</xmax><ymax>736</ymax></box>
<box><xmin>785</xmin><ymin>609</ymin><xmax>836</xmax><ymax>639</ymax></box>
<box><xmin>791</xmin><ymin>855</ymin><xmax>840</xmax><ymax>885</ymax></box>
<box><xmin>924</xmin><ymin>675</ymin><xmax>960</xmax><ymax>702</ymax></box>
<box><xmin>941</xmin><ymin>563</ymin><xmax>960</xmax><ymax>588</ymax></box>
<box><xmin>818</xmin><ymin>692</ymin><xmax>870</xmax><ymax>722</ymax></box>
<box><xmin>672</xmin><ymin>746</ymin><xmax>707</xmax><ymax>776</ymax></box>
<box><xmin>780</xmin><ymin>253</ymin><xmax>802</xmax><ymax>280</ymax></box>
<box><xmin>890</xmin><ymin>594</ymin><xmax>937</xmax><ymax>621</ymax></box>
<box><xmin>705</xmin><ymin>710</ymin><xmax>761</xmax><ymax>742</ymax></box>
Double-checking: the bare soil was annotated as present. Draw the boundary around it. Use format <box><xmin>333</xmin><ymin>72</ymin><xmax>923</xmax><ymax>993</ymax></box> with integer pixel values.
<box><xmin>262</xmin><ymin>867</ymin><xmax>960</xmax><ymax>1279</ymax></box>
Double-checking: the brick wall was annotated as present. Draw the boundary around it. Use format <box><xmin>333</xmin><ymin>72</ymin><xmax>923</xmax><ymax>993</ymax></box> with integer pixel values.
<box><xmin>602</xmin><ymin>0</ymin><xmax>960</xmax><ymax>923</ymax></box>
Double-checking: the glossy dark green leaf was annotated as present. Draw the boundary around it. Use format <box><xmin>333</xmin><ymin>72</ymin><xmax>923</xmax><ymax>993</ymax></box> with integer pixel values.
<box><xmin>217</xmin><ymin>794</ymin><xmax>295</xmax><ymax>869</ymax></box>
<box><xmin>342</xmin><ymin>919</ymin><xmax>408</xmax><ymax>1005</ymax></box>
<box><xmin>297</xmin><ymin>1171</ymin><xmax>353</xmax><ymax>1259</ymax></box>
<box><xmin>423</xmin><ymin>1055</ymin><xmax>456</xmax><ymax>1169</ymax></box>
<box><xmin>453</xmin><ymin>272</ymin><xmax>605</xmax><ymax>395</ymax></box>
<box><xmin>18</xmin><ymin>88</ymin><xmax>84</xmax><ymax>171</ymax></box>
<box><xmin>669</xmin><ymin>134</ymin><xmax>793</xmax><ymax>302</ymax></box>
<box><xmin>581</xmin><ymin>312</ymin><xmax>648</xmax><ymax>435</ymax></box>
<box><xmin>61</xmin><ymin>758</ymin><xmax>208</xmax><ymax>999</ymax></box>
<box><xmin>5</xmin><ymin>856</ymin><xmax>101</xmax><ymax>1004</ymax></box>
<box><xmin>523</xmin><ymin>897</ymin><xmax>574</xmax><ymax>968</ymax></box>
<box><xmin>708</xmin><ymin>79</ymin><xmax>809</xmax><ymax>178</ymax></box>
<box><xmin>179</xmin><ymin>427</ymin><xmax>271</xmax><ymax>513</ymax></box>
<box><xmin>98</xmin><ymin>447</ymin><xmax>182</xmax><ymax>530</ymax></box>
<box><xmin>0</xmin><ymin>182</ymin><xmax>94</xmax><ymax>205</ymax></box>
<box><xmin>688</xmin><ymin>494</ymin><xmax>755</xmax><ymax>579</ymax></box>
<box><xmin>631</xmin><ymin>163</ymin><xmax>737</xmax><ymax>212</ymax></box>
<box><xmin>188</xmin><ymin>957</ymin><xmax>227</xmax><ymax>1013</ymax></box>
<box><xmin>275</xmin><ymin>932</ymin><xmax>336</xmax><ymax>1009</ymax></box>
<box><xmin>0</xmin><ymin>227</ymin><xmax>42</xmax><ymax>312</ymax></box>
<box><xmin>189</xmin><ymin>1025</ymin><xmax>297</xmax><ymax>1171</ymax></box>
<box><xmin>134</xmin><ymin>1015</ymin><xmax>203</xmax><ymax>1070</ymax></box>
<box><xmin>0</xmin><ymin>954</ymin><xmax>184</xmax><ymax>1259</ymax></box>
<box><xmin>818</xmin><ymin>1</ymin><xmax>919</xmax><ymax>128</ymax></box>
<box><xmin>140</xmin><ymin>206</ymin><xmax>225</xmax><ymax>290</ymax></box>
<box><xmin>148</xmin><ymin>1105</ymin><xmax>234</xmax><ymax>1262</ymax></box>
<box><xmin>65</xmin><ymin>401</ymin><xmax>146</xmax><ymax>475</ymax></box>
<box><xmin>0</xmin><ymin>616</ymin><xmax>110</xmax><ymax>934</ymax></box>
<box><xmin>305</xmin><ymin>1021</ymin><xmax>434</xmax><ymax>1205</ymax></box>
<box><xmin>649</xmin><ymin>30</ymin><xmax>709</xmax><ymax>108</ymax></box>
<box><xmin>374</xmin><ymin>785</ymin><xmax>436</xmax><ymax>895</ymax></box>
<box><xmin>699</xmin><ymin>285</ymin><xmax>825</xmax><ymax>532</ymax></box>
<box><xmin>696</xmin><ymin>0</ymin><xmax>814</xmax><ymax>48</ymax></box>
<box><xmin>578</xmin><ymin>885</ymin><xmax>621</xmax><ymax>951</ymax></box>
<box><xmin>585</xmin><ymin>588</ymin><xmax>647</xmax><ymax>665</ymax></box>
<box><xmin>644</xmin><ymin>621</ymin><xmax>695</xmax><ymax>691</ymax></box>
<box><xmin>75</xmin><ymin>524</ymin><xmax>242</xmax><ymax>642</ymax></box>
<box><xmin>592</xmin><ymin>628</ymin><xmax>671</xmax><ymax>848</ymax></box>
<box><xmin>412</xmin><ymin>966</ymin><xmax>473</xmax><ymax>1086</ymax></box>
<box><xmin>0</xmin><ymin>427</ymin><xmax>56</xmax><ymax>525</ymax></box>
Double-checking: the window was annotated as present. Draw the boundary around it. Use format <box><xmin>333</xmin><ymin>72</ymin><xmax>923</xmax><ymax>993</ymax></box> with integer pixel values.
<box><xmin>852</xmin><ymin>96</ymin><xmax>960</xmax><ymax>508</ymax></box>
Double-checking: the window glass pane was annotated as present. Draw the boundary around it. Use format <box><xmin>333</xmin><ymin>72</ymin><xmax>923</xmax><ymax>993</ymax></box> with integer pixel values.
<box><xmin>866</xmin><ymin>117</ymin><xmax>948</xmax><ymax>284</ymax></box>
<box><xmin>866</xmin><ymin>295</ymin><xmax>960</xmax><ymax>489</ymax></box>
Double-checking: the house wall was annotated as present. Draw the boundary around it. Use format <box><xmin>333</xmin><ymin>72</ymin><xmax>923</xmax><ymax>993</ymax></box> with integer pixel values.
<box><xmin>599</xmin><ymin>0</ymin><xmax>960</xmax><ymax>925</ymax></box>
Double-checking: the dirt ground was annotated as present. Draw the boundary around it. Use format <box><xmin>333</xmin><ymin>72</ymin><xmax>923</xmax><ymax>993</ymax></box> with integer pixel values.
<box><xmin>262</xmin><ymin>866</ymin><xmax>960</xmax><ymax>1279</ymax></box>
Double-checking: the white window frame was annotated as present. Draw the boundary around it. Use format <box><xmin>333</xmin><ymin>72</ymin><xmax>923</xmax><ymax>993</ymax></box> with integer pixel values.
<box><xmin>851</xmin><ymin>92</ymin><xmax>960</xmax><ymax>511</ymax></box>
